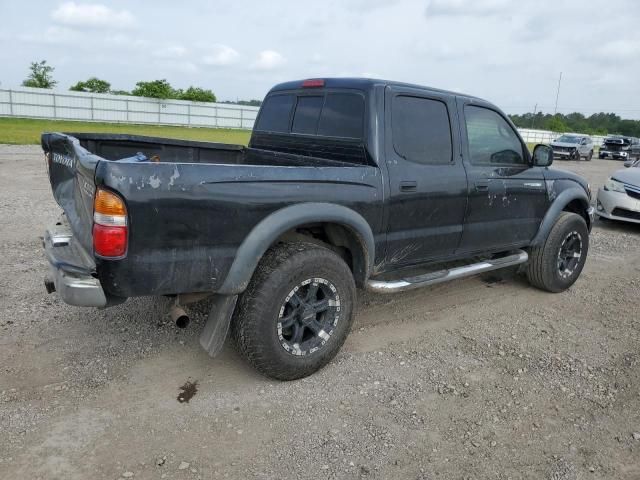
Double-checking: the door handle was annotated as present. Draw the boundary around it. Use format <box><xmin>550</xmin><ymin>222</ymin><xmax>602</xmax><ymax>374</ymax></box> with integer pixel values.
<box><xmin>400</xmin><ymin>181</ymin><xmax>417</xmax><ymax>192</ymax></box>
<box><xmin>474</xmin><ymin>181</ymin><xmax>489</xmax><ymax>192</ymax></box>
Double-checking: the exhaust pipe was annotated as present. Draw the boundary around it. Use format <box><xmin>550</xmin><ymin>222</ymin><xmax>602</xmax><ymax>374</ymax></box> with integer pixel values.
<box><xmin>170</xmin><ymin>305</ymin><xmax>190</xmax><ymax>329</ymax></box>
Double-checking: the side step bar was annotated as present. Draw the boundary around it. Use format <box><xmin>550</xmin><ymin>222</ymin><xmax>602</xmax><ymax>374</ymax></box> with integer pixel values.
<box><xmin>366</xmin><ymin>250</ymin><xmax>528</xmax><ymax>293</ymax></box>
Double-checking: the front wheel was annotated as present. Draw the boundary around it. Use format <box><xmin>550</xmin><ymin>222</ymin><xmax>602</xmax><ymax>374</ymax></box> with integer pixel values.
<box><xmin>587</xmin><ymin>150</ymin><xmax>593</xmax><ymax>161</ymax></box>
<box><xmin>232</xmin><ymin>242</ymin><xmax>356</xmax><ymax>380</ymax></box>
<box><xmin>527</xmin><ymin>212</ymin><xmax>589</xmax><ymax>293</ymax></box>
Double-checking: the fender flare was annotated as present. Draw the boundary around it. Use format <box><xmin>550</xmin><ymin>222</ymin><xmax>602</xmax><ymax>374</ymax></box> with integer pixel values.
<box><xmin>531</xmin><ymin>188</ymin><xmax>590</xmax><ymax>247</ymax></box>
<box><xmin>217</xmin><ymin>203</ymin><xmax>376</xmax><ymax>294</ymax></box>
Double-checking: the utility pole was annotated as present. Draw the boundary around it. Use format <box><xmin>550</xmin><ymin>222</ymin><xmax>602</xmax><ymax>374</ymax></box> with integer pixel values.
<box><xmin>554</xmin><ymin>72</ymin><xmax>562</xmax><ymax>114</ymax></box>
<box><xmin>531</xmin><ymin>103</ymin><xmax>538</xmax><ymax>128</ymax></box>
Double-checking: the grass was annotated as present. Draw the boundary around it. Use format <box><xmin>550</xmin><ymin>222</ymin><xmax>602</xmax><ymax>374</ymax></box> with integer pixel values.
<box><xmin>0</xmin><ymin>117</ymin><xmax>252</xmax><ymax>145</ymax></box>
<box><xmin>0</xmin><ymin>119</ymin><xmax>568</xmax><ymax>155</ymax></box>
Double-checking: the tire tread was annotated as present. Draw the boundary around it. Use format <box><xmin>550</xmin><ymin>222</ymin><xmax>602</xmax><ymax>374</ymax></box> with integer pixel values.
<box><xmin>527</xmin><ymin>212</ymin><xmax>588</xmax><ymax>292</ymax></box>
<box><xmin>231</xmin><ymin>242</ymin><xmax>355</xmax><ymax>380</ymax></box>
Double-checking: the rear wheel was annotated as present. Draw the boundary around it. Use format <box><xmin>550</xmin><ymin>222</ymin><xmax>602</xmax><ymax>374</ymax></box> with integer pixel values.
<box><xmin>527</xmin><ymin>212</ymin><xmax>589</xmax><ymax>293</ymax></box>
<box><xmin>232</xmin><ymin>242</ymin><xmax>356</xmax><ymax>380</ymax></box>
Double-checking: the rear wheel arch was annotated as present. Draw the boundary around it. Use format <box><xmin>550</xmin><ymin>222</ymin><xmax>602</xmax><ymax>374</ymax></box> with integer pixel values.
<box><xmin>274</xmin><ymin>222</ymin><xmax>369</xmax><ymax>287</ymax></box>
<box><xmin>218</xmin><ymin>203</ymin><xmax>375</xmax><ymax>294</ymax></box>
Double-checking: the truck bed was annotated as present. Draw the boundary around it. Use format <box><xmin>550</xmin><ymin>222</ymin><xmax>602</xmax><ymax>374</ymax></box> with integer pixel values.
<box><xmin>41</xmin><ymin>132</ymin><xmax>383</xmax><ymax>301</ymax></box>
<box><xmin>70</xmin><ymin>133</ymin><xmax>246</xmax><ymax>164</ymax></box>
<box><xmin>69</xmin><ymin>133</ymin><xmax>368</xmax><ymax>167</ymax></box>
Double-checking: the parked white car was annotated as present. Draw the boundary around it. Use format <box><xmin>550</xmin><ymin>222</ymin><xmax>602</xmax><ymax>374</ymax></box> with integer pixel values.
<box><xmin>550</xmin><ymin>134</ymin><xmax>594</xmax><ymax>161</ymax></box>
<box><xmin>596</xmin><ymin>162</ymin><xmax>640</xmax><ymax>224</ymax></box>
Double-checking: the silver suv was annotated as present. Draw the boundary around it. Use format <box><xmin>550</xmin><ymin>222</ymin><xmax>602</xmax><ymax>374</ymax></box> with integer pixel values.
<box><xmin>550</xmin><ymin>134</ymin><xmax>594</xmax><ymax>161</ymax></box>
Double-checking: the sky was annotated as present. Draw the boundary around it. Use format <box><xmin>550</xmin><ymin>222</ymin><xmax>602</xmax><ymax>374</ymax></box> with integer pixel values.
<box><xmin>1</xmin><ymin>0</ymin><xmax>639</xmax><ymax>118</ymax></box>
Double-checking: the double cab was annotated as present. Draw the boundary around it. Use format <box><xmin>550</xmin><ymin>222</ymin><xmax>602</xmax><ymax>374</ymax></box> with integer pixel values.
<box><xmin>42</xmin><ymin>78</ymin><xmax>594</xmax><ymax>380</ymax></box>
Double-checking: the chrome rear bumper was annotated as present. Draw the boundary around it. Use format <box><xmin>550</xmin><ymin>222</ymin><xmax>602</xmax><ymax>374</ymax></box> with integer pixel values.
<box><xmin>43</xmin><ymin>217</ymin><xmax>107</xmax><ymax>307</ymax></box>
<box><xmin>45</xmin><ymin>266</ymin><xmax>107</xmax><ymax>307</ymax></box>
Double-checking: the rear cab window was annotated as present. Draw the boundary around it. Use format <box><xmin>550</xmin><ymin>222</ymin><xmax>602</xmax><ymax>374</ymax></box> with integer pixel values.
<box><xmin>255</xmin><ymin>90</ymin><xmax>365</xmax><ymax>140</ymax></box>
<box><xmin>254</xmin><ymin>94</ymin><xmax>295</xmax><ymax>133</ymax></box>
<box><xmin>252</xmin><ymin>88</ymin><xmax>367</xmax><ymax>163</ymax></box>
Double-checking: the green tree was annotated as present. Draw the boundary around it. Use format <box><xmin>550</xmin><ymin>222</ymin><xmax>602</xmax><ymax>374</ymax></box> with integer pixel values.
<box><xmin>69</xmin><ymin>77</ymin><xmax>111</xmax><ymax>93</ymax></box>
<box><xmin>238</xmin><ymin>99</ymin><xmax>262</xmax><ymax>107</ymax></box>
<box><xmin>179</xmin><ymin>86</ymin><xmax>216</xmax><ymax>102</ymax></box>
<box><xmin>510</xmin><ymin>111</ymin><xmax>640</xmax><ymax>137</ymax></box>
<box><xmin>131</xmin><ymin>79</ymin><xmax>175</xmax><ymax>99</ymax></box>
<box><xmin>547</xmin><ymin>116</ymin><xmax>569</xmax><ymax>133</ymax></box>
<box><xmin>22</xmin><ymin>60</ymin><xmax>57</xmax><ymax>89</ymax></box>
<box><xmin>222</xmin><ymin>99</ymin><xmax>262</xmax><ymax>106</ymax></box>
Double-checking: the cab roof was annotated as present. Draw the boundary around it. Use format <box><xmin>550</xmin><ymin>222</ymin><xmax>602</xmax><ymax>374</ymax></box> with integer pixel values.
<box><xmin>269</xmin><ymin>77</ymin><xmax>482</xmax><ymax>102</ymax></box>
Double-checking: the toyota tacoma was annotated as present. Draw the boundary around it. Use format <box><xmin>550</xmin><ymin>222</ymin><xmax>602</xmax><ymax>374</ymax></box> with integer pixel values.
<box><xmin>41</xmin><ymin>78</ymin><xmax>595</xmax><ymax>380</ymax></box>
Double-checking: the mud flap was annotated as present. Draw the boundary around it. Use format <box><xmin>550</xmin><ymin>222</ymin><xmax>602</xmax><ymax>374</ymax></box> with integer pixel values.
<box><xmin>199</xmin><ymin>294</ymin><xmax>238</xmax><ymax>357</ymax></box>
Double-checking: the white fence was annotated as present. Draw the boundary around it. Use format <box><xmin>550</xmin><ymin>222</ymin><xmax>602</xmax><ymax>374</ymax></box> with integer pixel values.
<box><xmin>518</xmin><ymin>128</ymin><xmax>606</xmax><ymax>147</ymax></box>
<box><xmin>0</xmin><ymin>87</ymin><xmax>260</xmax><ymax>129</ymax></box>
<box><xmin>0</xmin><ymin>87</ymin><xmax>608</xmax><ymax>146</ymax></box>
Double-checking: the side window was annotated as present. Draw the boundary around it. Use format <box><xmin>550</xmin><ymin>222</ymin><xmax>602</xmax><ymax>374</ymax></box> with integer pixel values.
<box><xmin>392</xmin><ymin>95</ymin><xmax>453</xmax><ymax>165</ymax></box>
<box><xmin>465</xmin><ymin>106</ymin><xmax>525</xmax><ymax>165</ymax></box>
<box><xmin>292</xmin><ymin>96</ymin><xmax>323</xmax><ymax>134</ymax></box>
<box><xmin>255</xmin><ymin>94</ymin><xmax>295</xmax><ymax>133</ymax></box>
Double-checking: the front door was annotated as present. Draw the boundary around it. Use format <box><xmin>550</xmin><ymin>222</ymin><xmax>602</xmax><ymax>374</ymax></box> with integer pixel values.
<box><xmin>383</xmin><ymin>87</ymin><xmax>468</xmax><ymax>267</ymax></box>
<box><xmin>457</xmin><ymin>99</ymin><xmax>549</xmax><ymax>254</ymax></box>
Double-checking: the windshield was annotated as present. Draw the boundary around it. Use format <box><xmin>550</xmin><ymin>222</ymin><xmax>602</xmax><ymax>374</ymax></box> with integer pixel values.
<box><xmin>555</xmin><ymin>135</ymin><xmax>581</xmax><ymax>143</ymax></box>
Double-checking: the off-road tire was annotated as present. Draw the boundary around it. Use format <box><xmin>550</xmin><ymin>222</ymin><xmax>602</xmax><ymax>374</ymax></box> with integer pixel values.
<box><xmin>231</xmin><ymin>242</ymin><xmax>356</xmax><ymax>381</ymax></box>
<box><xmin>527</xmin><ymin>212</ymin><xmax>589</xmax><ymax>293</ymax></box>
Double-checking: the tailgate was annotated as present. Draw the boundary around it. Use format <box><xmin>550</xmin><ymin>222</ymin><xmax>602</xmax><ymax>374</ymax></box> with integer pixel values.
<box><xmin>41</xmin><ymin>133</ymin><xmax>100</xmax><ymax>254</ymax></box>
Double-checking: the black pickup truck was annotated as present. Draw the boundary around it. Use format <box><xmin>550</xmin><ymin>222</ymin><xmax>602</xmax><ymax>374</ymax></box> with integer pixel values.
<box><xmin>42</xmin><ymin>78</ymin><xmax>594</xmax><ymax>380</ymax></box>
<box><xmin>598</xmin><ymin>135</ymin><xmax>640</xmax><ymax>161</ymax></box>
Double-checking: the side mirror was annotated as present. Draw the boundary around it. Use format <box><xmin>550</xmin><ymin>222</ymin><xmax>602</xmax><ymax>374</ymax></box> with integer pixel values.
<box><xmin>533</xmin><ymin>144</ymin><xmax>553</xmax><ymax>167</ymax></box>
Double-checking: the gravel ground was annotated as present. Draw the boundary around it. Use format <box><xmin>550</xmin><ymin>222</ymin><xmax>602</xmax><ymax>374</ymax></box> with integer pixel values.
<box><xmin>1</xmin><ymin>145</ymin><xmax>639</xmax><ymax>480</ymax></box>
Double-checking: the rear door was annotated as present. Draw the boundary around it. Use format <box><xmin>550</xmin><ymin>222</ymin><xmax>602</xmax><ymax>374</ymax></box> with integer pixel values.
<box><xmin>383</xmin><ymin>86</ymin><xmax>468</xmax><ymax>267</ymax></box>
<box><xmin>456</xmin><ymin>99</ymin><xmax>548</xmax><ymax>253</ymax></box>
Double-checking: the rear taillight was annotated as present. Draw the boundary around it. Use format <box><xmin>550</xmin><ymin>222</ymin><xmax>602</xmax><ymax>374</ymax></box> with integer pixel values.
<box><xmin>93</xmin><ymin>188</ymin><xmax>128</xmax><ymax>257</ymax></box>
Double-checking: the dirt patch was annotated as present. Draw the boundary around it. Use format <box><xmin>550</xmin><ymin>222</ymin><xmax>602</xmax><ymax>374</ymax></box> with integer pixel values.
<box><xmin>177</xmin><ymin>380</ymin><xmax>198</xmax><ymax>403</ymax></box>
<box><xmin>1</xmin><ymin>148</ymin><xmax>639</xmax><ymax>479</ymax></box>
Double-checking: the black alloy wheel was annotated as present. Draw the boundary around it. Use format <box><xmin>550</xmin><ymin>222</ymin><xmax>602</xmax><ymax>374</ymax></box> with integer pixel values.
<box><xmin>557</xmin><ymin>231</ymin><xmax>583</xmax><ymax>279</ymax></box>
<box><xmin>277</xmin><ymin>278</ymin><xmax>341</xmax><ymax>356</ymax></box>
